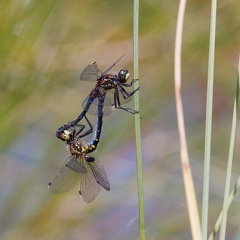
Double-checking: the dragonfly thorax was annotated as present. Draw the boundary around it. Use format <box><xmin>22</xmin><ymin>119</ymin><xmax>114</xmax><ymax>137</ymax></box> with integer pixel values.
<box><xmin>99</xmin><ymin>77</ymin><xmax>115</xmax><ymax>90</ymax></box>
<box><xmin>69</xmin><ymin>140</ymin><xmax>87</xmax><ymax>155</ymax></box>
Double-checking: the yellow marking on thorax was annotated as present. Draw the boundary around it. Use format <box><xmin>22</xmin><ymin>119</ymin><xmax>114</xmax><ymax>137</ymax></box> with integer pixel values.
<box><xmin>70</xmin><ymin>144</ymin><xmax>87</xmax><ymax>155</ymax></box>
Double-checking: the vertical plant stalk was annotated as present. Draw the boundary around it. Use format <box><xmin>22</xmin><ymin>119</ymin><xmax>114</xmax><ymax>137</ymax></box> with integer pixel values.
<box><xmin>202</xmin><ymin>1</ymin><xmax>217</xmax><ymax>239</ymax></box>
<box><xmin>174</xmin><ymin>0</ymin><xmax>202</xmax><ymax>239</ymax></box>
<box><xmin>219</xmin><ymin>57</ymin><xmax>240</xmax><ymax>240</ymax></box>
<box><xmin>133</xmin><ymin>0</ymin><xmax>145</xmax><ymax>239</ymax></box>
<box><xmin>209</xmin><ymin>176</ymin><xmax>240</xmax><ymax>240</ymax></box>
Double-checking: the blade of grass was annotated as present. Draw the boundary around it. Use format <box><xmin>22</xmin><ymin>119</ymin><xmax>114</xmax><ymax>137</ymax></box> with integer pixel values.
<box><xmin>219</xmin><ymin>56</ymin><xmax>240</xmax><ymax>240</ymax></box>
<box><xmin>133</xmin><ymin>0</ymin><xmax>145</xmax><ymax>239</ymax></box>
<box><xmin>202</xmin><ymin>0</ymin><xmax>217</xmax><ymax>239</ymax></box>
<box><xmin>174</xmin><ymin>0</ymin><xmax>202</xmax><ymax>239</ymax></box>
<box><xmin>208</xmin><ymin>176</ymin><xmax>240</xmax><ymax>240</ymax></box>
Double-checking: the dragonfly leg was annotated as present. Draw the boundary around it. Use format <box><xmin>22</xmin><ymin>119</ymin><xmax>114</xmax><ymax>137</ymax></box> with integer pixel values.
<box><xmin>114</xmin><ymin>89</ymin><xmax>139</xmax><ymax>114</ymax></box>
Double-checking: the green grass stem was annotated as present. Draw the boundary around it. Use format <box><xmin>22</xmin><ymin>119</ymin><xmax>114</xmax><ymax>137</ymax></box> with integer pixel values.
<box><xmin>219</xmin><ymin>56</ymin><xmax>240</xmax><ymax>240</ymax></box>
<box><xmin>202</xmin><ymin>1</ymin><xmax>217</xmax><ymax>239</ymax></box>
<box><xmin>209</xmin><ymin>176</ymin><xmax>240</xmax><ymax>240</ymax></box>
<box><xmin>133</xmin><ymin>0</ymin><xmax>145</xmax><ymax>239</ymax></box>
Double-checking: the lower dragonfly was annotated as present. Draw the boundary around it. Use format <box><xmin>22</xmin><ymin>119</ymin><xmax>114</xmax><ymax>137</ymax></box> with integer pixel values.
<box><xmin>56</xmin><ymin>54</ymin><xmax>139</xmax><ymax>137</ymax></box>
<box><xmin>49</xmin><ymin>97</ymin><xmax>109</xmax><ymax>202</ymax></box>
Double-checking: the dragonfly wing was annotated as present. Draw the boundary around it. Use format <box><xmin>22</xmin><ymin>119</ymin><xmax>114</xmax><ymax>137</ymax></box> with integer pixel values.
<box><xmin>100</xmin><ymin>94</ymin><xmax>113</xmax><ymax>116</ymax></box>
<box><xmin>82</xmin><ymin>96</ymin><xmax>99</xmax><ymax>115</ymax></box>
<box><xmin>82</xmin><ymin>95</ymin><xmax>112</xmax><ymax>117</ymax></box>
<box><xmin>80</xmin><ymin>62</ymin><xmax>101</xmax><ymax>81</ymax></box>
<box><xmin>79</xmin><ymin>157</ymin><xmax>102</xmax><ymax>203</ymax></box>
<box><xmin>86</xmin><ymin>156</ymin><xmax>110</xmax><ymax>191</ymax></box>
<box><xmin>119</xmin><ymin>91</ymin><xmax>133</xmax><ymax>105</ymax></box>
<box><xmin>108</xmin><ymin>88</ymin><xmax>133</xmax><ymax>105</ymax></box>
<box><xmin>66</xmin><ymin>155</ymin><xmax>87</xmax><ymax>173</ymax></box>
<box><xmin>48</xmin><ymin>157</ymin><xmax>79</xmax><ymax>194</ymax></box>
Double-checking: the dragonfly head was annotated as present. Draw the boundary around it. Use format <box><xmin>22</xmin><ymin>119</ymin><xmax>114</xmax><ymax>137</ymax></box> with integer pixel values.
<box><xmin>118</xmin><ymin>69</ymin><xmax>130</xmax><ymax>83</ymax></box>
<box><xmin>58</xmin><ymin>130</ymin><xmax>74</xmax><ymax>143</ymax></box>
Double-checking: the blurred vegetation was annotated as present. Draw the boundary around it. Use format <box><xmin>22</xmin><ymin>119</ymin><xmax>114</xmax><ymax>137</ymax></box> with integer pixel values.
<box><xmin>0</xmin><ymin>0</ymin><xmax>240</xmax><ymax>239</ymax></box>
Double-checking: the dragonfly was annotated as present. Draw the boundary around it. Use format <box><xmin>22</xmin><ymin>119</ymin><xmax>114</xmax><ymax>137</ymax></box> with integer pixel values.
<box><xmin>56</xmin><ymin>54</ymin><xmax>139</xmax><ymax>137</ymax></box>
<box><xmin>49</xmin><ymin>97</ymin><xmax>109</xmax><ymax>202</ymax></box>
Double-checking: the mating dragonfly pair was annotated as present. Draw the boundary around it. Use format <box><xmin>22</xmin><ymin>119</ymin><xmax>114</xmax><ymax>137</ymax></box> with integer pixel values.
<box><xmin>48</xmin><ymin>55</ymin><xmax>139</xmax><ymax>202</ymax></box>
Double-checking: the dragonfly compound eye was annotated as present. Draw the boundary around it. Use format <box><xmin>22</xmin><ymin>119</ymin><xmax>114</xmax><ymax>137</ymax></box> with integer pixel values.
<box><xmin>118</xmin><ymin>69</ymin><xmax>129</xmax><ymax>83</ymax></box>
<box><xmin>59</xmin><ymin>130</ymin><xmax>72</xmax><ymax>142</ymax></box>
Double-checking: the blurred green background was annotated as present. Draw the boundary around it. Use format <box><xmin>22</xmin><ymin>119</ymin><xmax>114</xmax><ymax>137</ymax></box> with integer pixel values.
<box><xmin>1</xmin><ymin>0</ymin><xmax>240</xmax><ymax>239</ymax></box>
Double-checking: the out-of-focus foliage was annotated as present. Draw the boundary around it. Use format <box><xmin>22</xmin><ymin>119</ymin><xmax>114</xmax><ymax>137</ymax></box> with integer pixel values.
<box><xmin>0</xmin><ymin>0</ymin><xmax>240</xmax><ymax>239</ymax></box>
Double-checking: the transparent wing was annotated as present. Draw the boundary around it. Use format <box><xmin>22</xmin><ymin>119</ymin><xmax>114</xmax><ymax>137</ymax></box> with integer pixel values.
<box><xmin>80</xmin><ymin>62</ymin><xmax>102</xmax><ymax>81</ymax></box>
<box><xmin>79</xmin><ymin>157</ymin><xmax>102</xmax><ymax>203</ymax></box>
<box><xmin>66</xmin><ymin>155</ymin><xmax>87</xmax><ymax>173</ymax></box>
<box><xmin>86</xmin><ymin>156</ymin><xmax>110</xmax><ymax>191</ymax></box>
<box><xmin>48</xmin><ymin>157</ymin><xmax>79</xmax><ymax>194</ymax></box>
<box><xmin>107</xmin><ymin>88</ymin><xmax>133</xmax><ymax>106</ymax></box>
<box><xmin>82</xmin><ymin>95</ymin><xmax>113</xmax><ymax>116</ymax></box>
<box><xmin>119</xmin><ymin>92</ymin><xmax>133</xmax><ymax>105</ymax></box>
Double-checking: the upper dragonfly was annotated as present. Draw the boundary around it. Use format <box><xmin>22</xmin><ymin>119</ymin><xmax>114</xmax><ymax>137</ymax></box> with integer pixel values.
<box><xmin>56</xmin><ymin>54</ymin><xmax>139</xmax><ymax>138</ymax></box>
